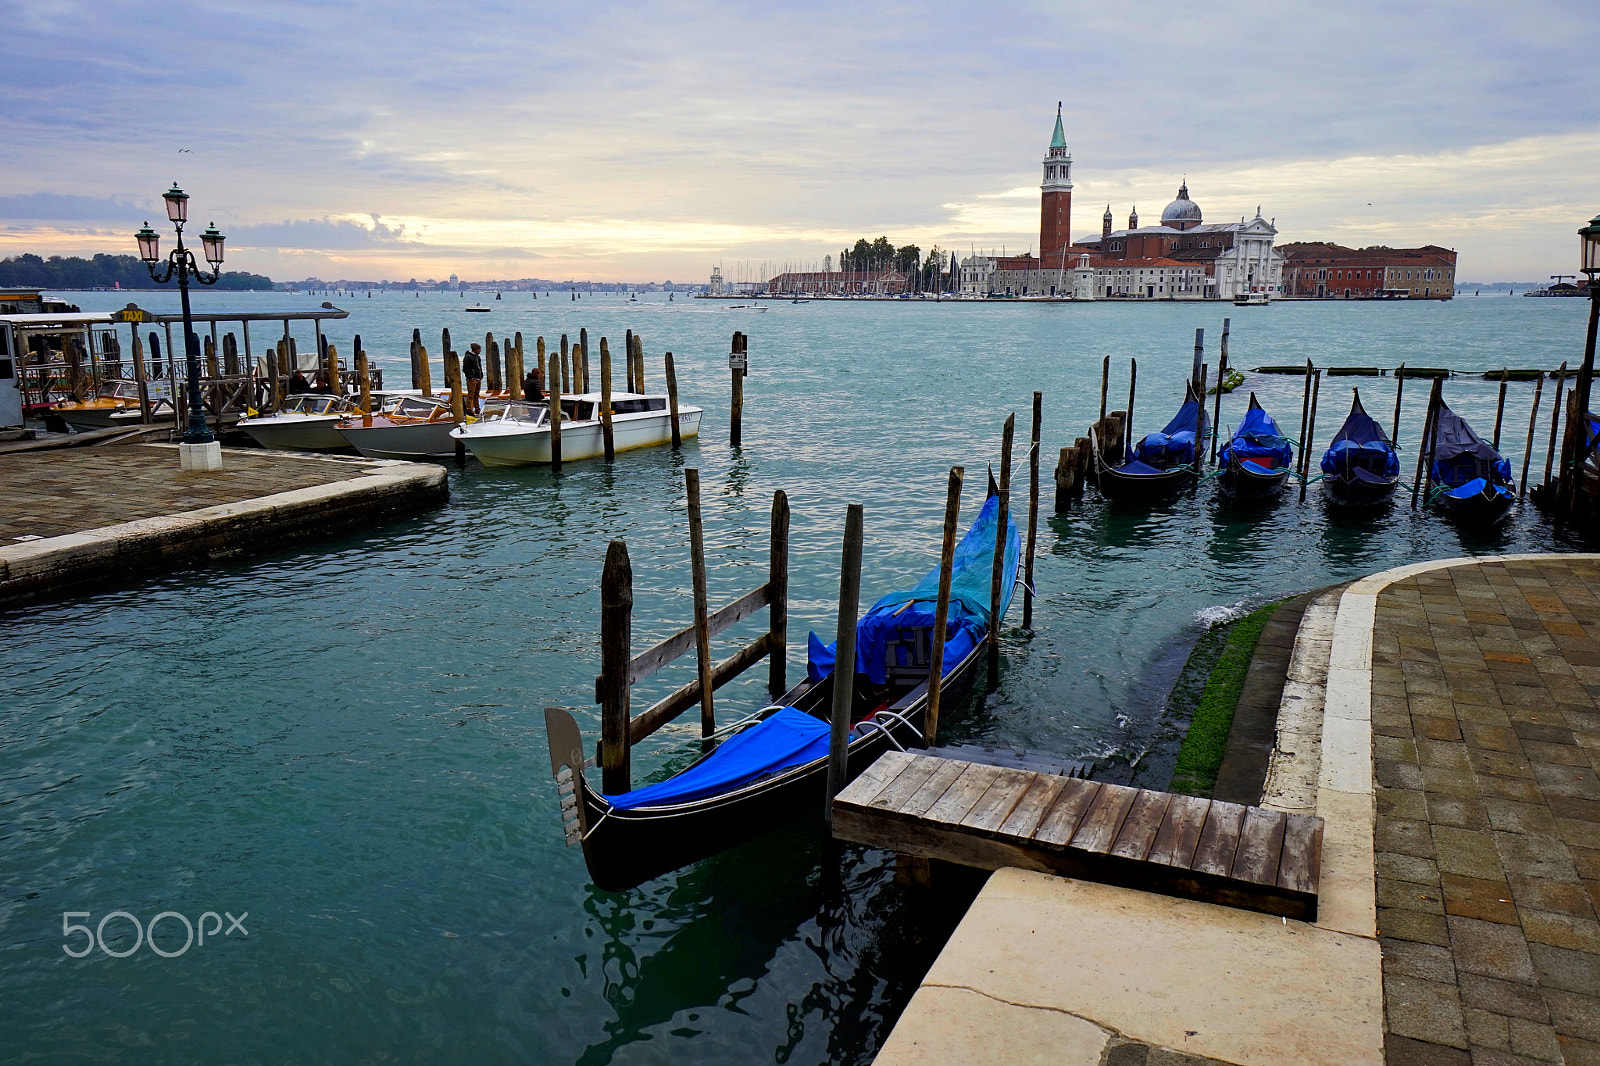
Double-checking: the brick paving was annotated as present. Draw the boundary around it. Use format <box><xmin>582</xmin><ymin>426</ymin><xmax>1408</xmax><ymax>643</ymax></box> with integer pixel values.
<box><xmin>0</xmin><ymin>445</ymin><xmax>380</xmax><ymax>541</ymax></box>
<box><xmin>1372</xmin><ymin>558</ymin><xmax>1600</xmax><ymax>1066</ymax></box>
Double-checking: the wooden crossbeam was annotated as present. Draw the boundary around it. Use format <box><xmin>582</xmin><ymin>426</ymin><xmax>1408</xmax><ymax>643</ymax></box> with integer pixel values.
<box><xmin>627</xmin><ymin>632</ymin><xmax>774</xmax><ymax>745</ymax></box>
<box><xmin>833</xmin><ymin>751</ymin><xmax>1322</xmax><ymax>921</ymax></box>
<box><xmin>614</xmin><ymin>583</ymin><xmax>771</xmax><ymax>691</ymax></box>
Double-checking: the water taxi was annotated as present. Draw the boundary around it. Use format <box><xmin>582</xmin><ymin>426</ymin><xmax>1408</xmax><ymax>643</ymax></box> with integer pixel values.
<box><xmin>51</xmin><ymin>380</ymin><xmax>174</xmax><ymax>430</ymax></box>
<box><xmin>451</xmin><ymin>392</ymin><xmax>701</xmax><ymax>466</ymax></box>
<box><xmin>335</xmin><ymin>396</ymin><xmax>469</xmax><ymax>460</ymax></box>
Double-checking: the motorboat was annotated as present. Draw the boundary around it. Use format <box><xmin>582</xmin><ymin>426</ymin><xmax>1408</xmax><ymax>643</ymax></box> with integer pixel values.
<box><xmin>50</xmin><ymin>380</ymin><xmax>174</xmax><ymax>430</ymax></box>
<box><xmin>451</xmin><ymin>392</ymin><xmax>702</xmax><ymax>467</ymax></box>
<box><xmin>334</xmin><ymin>395</ymin><xmax>466</xmax><ymax>460</ymax></box>
<box><xmin>1232</xmin><ymin>290</ymin><xmax>1270</xmax><ymax>306</ymax></box>
<box><xmin>237</xmin><ymin>393</ymin><xmax>360</xmax><ymax>451</ymax></box>
<box><xmin>1218</xmin><ymin>393</ymin><xmax>1293</xmax><ymax>501</ymax></box>
<box><xmin>465</xmin><ymin>303</ymin><xmax>491</xmax><ymax>313</ymax></box>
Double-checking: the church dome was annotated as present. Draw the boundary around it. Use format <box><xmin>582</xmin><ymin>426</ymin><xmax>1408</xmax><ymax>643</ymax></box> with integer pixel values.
<box><xmin>1161</xmin><ymin>182</ymin><xmax>1202</xmax><ymax>227</ymax></box>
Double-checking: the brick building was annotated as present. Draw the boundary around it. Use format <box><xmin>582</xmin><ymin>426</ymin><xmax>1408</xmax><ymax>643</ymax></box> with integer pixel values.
<box><xmin>1279</xmin><ymin>244</ymin><xmax>1457</xmax><ymax>299</ymax></box>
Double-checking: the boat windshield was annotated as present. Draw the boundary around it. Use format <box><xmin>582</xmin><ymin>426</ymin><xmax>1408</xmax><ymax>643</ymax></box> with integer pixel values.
<box><xmin>391</xmin><ymin>396</ymin><xmax>446</xmax><ymax>418</ymax></box>
<box><xmin>483</xmin><ymin>402</ymin><xmax>547</xmax><ymax>425</ymax></box>
<box><xmin>285</xmin><ymin>395</ymin><xmax>345</xmax><ymax>415</ymax></box>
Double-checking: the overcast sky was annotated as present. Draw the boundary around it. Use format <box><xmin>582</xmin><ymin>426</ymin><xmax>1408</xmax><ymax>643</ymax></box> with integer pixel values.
<box><xmin>2</xmin><ymin>0</ymin><xmax>1596</xmax><ymax>282</ymax></box>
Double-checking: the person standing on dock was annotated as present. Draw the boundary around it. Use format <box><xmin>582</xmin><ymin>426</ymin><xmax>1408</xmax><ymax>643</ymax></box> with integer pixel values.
<box><xmin>464</xmin><ymin>343</ymin><xmax>484</xmax><ymax>414</ymax></box>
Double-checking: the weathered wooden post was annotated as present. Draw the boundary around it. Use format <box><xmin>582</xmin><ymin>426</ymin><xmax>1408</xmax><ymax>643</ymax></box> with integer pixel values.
<box><xmin>1211</xmin><ymin>318</ymin><xmax>1229</xmax><ymax>464</ymax></box>
<box><xmin>1125</xmin><ymin>359</ymin><xmax>1137</xmax><ymax>461</ymax></box>
<box><xmin>1024</xmin><ymin>392</ymin><xmax>1041</xmax><ymax>630</ymax></box>
<box><xmin>132</xmin><ymin>332</ymin><xmax>153</xmax><ymax>423</ymax></box>
<box><xmin>730</xmin><ymin>331</ymin><xmax>745</xmax><ymax>447</ymax></box>
<box><xmin>410</xmin><ymin>328</ymin><xmax>422</xmax><ymax>390</ymax></box>
<box><xmin>580</xmin><ymin>328</ymin><xmax>590</xmax><ymax>393</ymax></box>
<box><xmin>1391</xmin><ymin>364</ymin><xmax>1405</xmax><ymax>445</ymax></box>
<box><xmin>513</xmin><ymin>333</ymin><xmax>525</xmax><ymax>397</ymax></box>
<box><xmin>204</xmin><ymin>335</ymin><xmax>219</xmax><ymax>381</ymax></box>
<box><xmin>1099</xmin><ymin>355</ymin><xmax>1110</xmax><ymax>425</ymax></box>
<box><xmin>486</xmin><ymin>333</ymin><xmax>502</xmax><ymax>393</ymax></box>
<box><xmin>548</xmin><ymin>365</ymin><xmax>563</xmax><ymax>472</ymax></box>
<box><xmin>600</xmin><ymin>337</ymin><xmax>616</xmax><ymax>461</ymax></box>
<box><xmin>624</xmin><ymin>329</ymin><xmax>635</xmax><ymax>393</ymax></box>
<box><xmin>665</xmin><ymin>352</ymin><xmax>682</xmax><ymax>448</ymax></box>
<box><xmin>446</xmin><ymin>348</ymin><xmax>466</xmax><ymax>465</ymax></box>
<box><xmin>507</xmin><ymin>337</ymin><xmax>523</xmax><ymax>402</ymax></box>
<box><xmin>1544</xmin><ymin>362</ymin><xmax>1569</xmax><ymax>489</ymax></box>
<box><xmin>1520</xmin><ymin>373</ymin><xmax>1545</xmax><ymax>497</ymax></box>
<box><xmin>1296</xmin><ymin>360</ymin><xmax>1314</xmax><ymax>483</ymax></box>
<box><xmin>989</xmin><ymin>413</ymin><xmax>1015</xmax><ymax>681</ymax></box>
<box><xmin>355</xmin><ymin>341</ymin><xmax>372</xmax><ymax>426</ymax></box>
<box><xmin>223</xmin><ymin>332</ymin><xmax>239</xmax><ymax>376</ymax></box>
<box><xmin>1300</xmin><ymin>369</ymin><xmax>1322</xmax><ymax>502</ymax></box>
<box><xmin>1493</xmin><ymin>368</ymin><xmax>1509</xmax><ymax>450</ymax></box>
<box><xmin>599</xmin><ymin>539</ymin><xmax>633</xmax><ymax>795</ymax></box>
<box><xmin>1191</xmin><ymin>328</ymin><xmax>1205</xmax><ymax>393</ymax></box>
<box><xmin>925</xmin><ymin>466</ymin><xmax>964</xmax><ymax>747</ymax></box>
<box><xmin>1413</xmin><ymin>376</ymin><xmax>1443</xmax><ymax>507</ymax></box>
<box><xmin>560</xmin><ymin>334</ymin><xmax>571</xmax><ymax>395</ymax></box>
<box><xmin>769</xmin><ymin>489</ymin><xmax>790</xmax><ymax>694</ymax></box>
<box><xmin>685</xmin><ymin>468</ymin><xmax>715</xmax><ymax>737</ymax></box>
<box><xmin>825</xmin><ymin>502</ymin><xmax>865</xmax><ymax>826</ymax></box>
<box><xmin>633</xmin><ymin>333</ymin><xmax>646</xmax><ymax>392</ymax></box>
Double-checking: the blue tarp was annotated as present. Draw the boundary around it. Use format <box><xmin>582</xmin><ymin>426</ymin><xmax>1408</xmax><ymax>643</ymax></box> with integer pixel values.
<box><xmin>1429</xmin><ymin>405</ymin><xmax>1512</xmax><ymax>491</ymax></box>
<box><xmin>807</xmin><ymin>492</ymin><xmax>1021</xmax><ymax>686</ymax></box>
<box><xmin>1321</xmin><ymin>394</ymin><xmax>1400</xmax><ymax>479</ymax></box>
<box><xmin>1220</xmin><ymin>398</ymin><xmax>1293</xmax><ymax>471</ymax></box>
<box><xmin>604</xmin><ymin>708</ymin><xmax>829</xmax><ymax>809</ymax></box>
<box><xmin>1130</xmin><ymin>396</ymin><xmax>1203</xmax><ymax>469</ymax></box>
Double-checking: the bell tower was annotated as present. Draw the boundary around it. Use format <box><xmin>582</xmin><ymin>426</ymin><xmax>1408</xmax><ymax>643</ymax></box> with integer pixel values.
<box><xmin>1039</xmin><ymin>102</ymin><xmax>1073</xmax><ymax>271</ymax></box>
<box><xmin>1102</xmin><ymin>204</ymin><xmax>1113</xmax><ymax>242</ymax></box>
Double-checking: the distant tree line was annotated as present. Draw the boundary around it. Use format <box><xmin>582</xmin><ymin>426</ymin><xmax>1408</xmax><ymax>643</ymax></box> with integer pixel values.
<box><xmin>837</xmin><ymin>236</ymin><xmax>957</xmax><ymax>291</ymax></box>
<box><xmin>0</xmin><ymin>253</ymin><xmax>273</xmax><ymax>291</ymax></box>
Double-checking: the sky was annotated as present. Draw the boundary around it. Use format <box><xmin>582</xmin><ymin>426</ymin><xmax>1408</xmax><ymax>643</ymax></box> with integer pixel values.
<box><xmin>1</xmin><ymin>0</ymin><xmax>1597</xmax><ymax>283</ymax></box>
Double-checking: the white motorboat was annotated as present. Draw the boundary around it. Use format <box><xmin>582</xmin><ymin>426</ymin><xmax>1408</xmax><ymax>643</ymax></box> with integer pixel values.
<box><xmin>51</xmin><ymin>380</ymin><xmax>175</xmax><ymax>429</ymax></box>
<box><xmin>238</xmin><ymin>393</ymin><xmax>361</xmax><ymax>451</ymax></box>
<box><xmin>334</xmin><ymin>395</ymin><xmax>474</xmax><ymax>460</ymax></box>
<box><xmin>1233</xmin><ymin>290</ymin><xmax>1271</xmax><ymax>306</ymax></box>
<box><xmin>451</xmin><ymin>392</ymin><xmax>702</xmax><ymax>467</ymax></box>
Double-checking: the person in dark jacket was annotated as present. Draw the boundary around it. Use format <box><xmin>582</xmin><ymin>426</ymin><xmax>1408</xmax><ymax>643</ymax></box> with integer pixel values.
<box><xmin>463</xmin><ymin>343</ymin><xmax>484</xmax><ymax>414</ymax></box>
<box><xmin>522</xmin><ymin>365</ymin><xmax>544</xmax><ymax>402</ymax></box>
<box><xmin>289</xmin><ymin>370</ymin><xmax>311</xmax><ymax>394</ymax></box>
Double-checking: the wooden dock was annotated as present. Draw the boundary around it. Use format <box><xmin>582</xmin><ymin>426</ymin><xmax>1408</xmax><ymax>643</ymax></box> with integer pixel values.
<box><xmin>832</xmin><ymin>750</ymin><xmax>1322</xmax><ymax>920</ymax></box>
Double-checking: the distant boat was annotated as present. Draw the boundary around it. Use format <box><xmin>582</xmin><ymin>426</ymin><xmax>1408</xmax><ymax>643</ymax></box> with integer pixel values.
<box><xmin>466</xmin><ymin>303</ymin><xmax>491</xmax><ymax>313</ymax></box>
<box><xmin>496</xmin><ymin>291</ymin><xmax>502</xmax><ymax>300</ymax></box>
<box><xmin>1525</xmin><ymin>276</ymin><xmax>1587</xmax><ymax>298</ymax></box>
<box><xmin>1233</xmin><ymin>290</ymin><xmax>1270</xmax><ymax>306</ymax></box>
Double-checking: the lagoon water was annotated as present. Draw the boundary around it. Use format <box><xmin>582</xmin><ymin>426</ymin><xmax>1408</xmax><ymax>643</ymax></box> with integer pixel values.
<box><xmin>1</xmin><ymin>290</ymin><xmax>1591</xmax><ymax>1063</ymax></box>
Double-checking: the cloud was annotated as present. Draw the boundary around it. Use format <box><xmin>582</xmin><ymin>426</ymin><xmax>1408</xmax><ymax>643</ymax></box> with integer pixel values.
<box><xmin>0</xmin><ymin>193</ymin><xmax>141</xmax><ymax>221</ymax></box>
<box><xmin>228</xmin><ymin>215</ymin><xmax>417</xmax><ymax>250</ymax></box>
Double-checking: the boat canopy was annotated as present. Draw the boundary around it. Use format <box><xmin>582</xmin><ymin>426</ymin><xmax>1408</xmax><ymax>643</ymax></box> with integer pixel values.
<box><xmin>604</xmin><ymin>708</ymin><xmax>829</xmax><ymax>809</ymax></box>
<box><xmin>1430</xmin><ymin>406</ymin><xmax>1511</xmax><ymax>488</ymax></box>
<box><xmin>807</xmin><ymin>492</ymin><xmax>1020</xmax><ymax>686</ymax></box>
<box><xmin>1221</xmin><ymin>397</ymin><xmax>1293</xmax><ymax>470</ymax></box>
<box><xmin>1131</xmin><ymin>395</ymin><xmax>1202</xmax><ymax>468</ymax></box>
<box><xmin>1321</xmin><ymin>394</ymin><xmax>1400</xmax><ymax>479</ymax></box>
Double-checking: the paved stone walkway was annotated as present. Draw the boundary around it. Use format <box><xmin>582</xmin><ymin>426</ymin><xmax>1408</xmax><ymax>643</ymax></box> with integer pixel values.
<box><xmin>0</xmin><ymin>445</ymin><xmax>379</xmax><ymax>540</ymax></box>
<box><xmin>1372</xmin><ymin>558</ymin><xmax>1600</xmax><ymax>1066</ymax></box>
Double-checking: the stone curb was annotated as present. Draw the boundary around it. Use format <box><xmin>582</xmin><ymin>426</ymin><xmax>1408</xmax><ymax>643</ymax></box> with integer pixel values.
<box><xmin>0</xmin><ymin>455</ymin><xmax>448</xmax><ymax>609</ymax></box>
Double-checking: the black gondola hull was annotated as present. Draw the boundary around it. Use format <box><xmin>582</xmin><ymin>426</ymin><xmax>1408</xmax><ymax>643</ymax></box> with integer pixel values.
<box><xmin>1323</xmin><ymin>473</ymin><xmax>1400</xmax><ymax>509</ymax></box>
<box><xmin>1432</xmin><ymin>485</ymin><xmax>1515</xmax><ymax>525</ymax></box>
<box><xmin>1218</xmin><ymin>460</ymin><xmax>1289</xmax><ymax>501</ymax></box>
<box><xmin>1095</xmin><ymin>458</ymin><xmax>1197</xmax><ymax>500</ymax></box>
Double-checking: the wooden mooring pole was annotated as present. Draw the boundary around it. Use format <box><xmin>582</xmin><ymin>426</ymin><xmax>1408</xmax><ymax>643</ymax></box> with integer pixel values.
<box><xmin>685</xmin><ymin>468</ymin><xmax>715</xmax><ymax>738</ymax></box>
<box><xmin>1024</xmin><ymin>392</ymin><xmax>1041</xmax><ymax>630</ymax></box>
<box><xmin>769</xmin><ymin>490</ymin><xmax>790</xmax><ymax>694</ymax></box>
<box><xmin>410</xmin><ymin>328</ymin><xmax>422</xmax><ymax>390</ymax></box>
<box><xmin>925</xmin><ymin>466</ymin><xmax>964</xmax><ymax>747</ymax></box>
<box><xmin>1414</xmin><ymin>376</ymin><xmax>1444</xmax><ymax>508</ymax></box>
<box><xmin>1300</xmin><ymin>369</ymin><xmax>1322</xmax><ymax>502</ymax></box>
<box><xmin>825</xmin><ymin>502</ymin><xmax>865</xmax><ymax>827</ymax></box>
<box><xmin>1392</xmin><ymin>364</ymin><xmax>1405</xmax><ymax>445</ymax></box>
<box><xmin>1125</xmin><ymin>359</ymin><xmax>1137</xmax><ymax>461</ymax></box>
<box><xmin>1099</xmin><ymin>355</ymin><xmax>1110</xmax><ymax>425</ymax></box>
<box><xmin>1493</xmin><ymin>368</ymin><xmax>1509</xmax><ymax>450</ymax></box>
<box><xmin>730</xmin><ymin>331</ymin><xmax>746</xmax><ymax>448</ymax></box>
<box><xmin>1211</xmin><ymin>318</ymin><xmax>1230</xmax><ymax>465</ymax></box>
<box><xmin>1191</xmin><ymin>328</ymin><xmax>1205</xmax><ymax>393</ymax></box>
<box><xmin>445</xmin><ymin>347</ymin><xmax>466</xmax><ymax>466</ymax></box>
<box><xmin>355</xmin><ymin>338</ymin><xmax>372</xmax><ymax>426</ymax></box>
<box><xmin>599</xmin><ymin>539</ymin><xmax>633</xmax><ymax>794</ymax></box>
<box><xmin>665</xmin><ymin>353</ymin><xmax>682</xmax><ymax>447</ymax></box>
<box><xmin>633</xmin><ymin>334</ymin><xmax>646</xmax><ymax>393</ymax></box>
<box><xmin>600</xmin><ymin>337</ymin><xmax>616</xmax><ymax>462</ymax></box>
<box><xmin>989</xmin><ymin>413</ymin><xmax>1015</xmax><ymax>682</ymax></box>
<box><xmin>1544</xmin><ymin>362</ymin><xmax>1569</xmax><ymax>489</ymax></box>
<box><xmin>624</xmin><ymin>330</ymin><xmax>634</xmax><ymax>393</ymax></box>
<box><xmin>1521</xmin><ymin>372</ymin><xmax>1545</xmax><ymax>497</ymax></box>
<box><xmin>548</xmin><ymin>362</ymin><xmax>563</xmax><ymax>472</ymax></box>
<box><xmin>560</xmin><ymin>334</ymin><xmax>571</xmax><ymax>395</ymax></box>
<box><xmin>580</xmin><ymin>328</ymin><xmax>590</xmax><ymax>393</ymax></box>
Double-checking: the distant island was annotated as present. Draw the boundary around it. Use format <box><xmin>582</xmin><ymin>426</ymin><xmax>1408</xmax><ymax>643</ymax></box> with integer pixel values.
<box><xmin>277</xmin><ymin>276</ymin><xmax>701</xmax><ymax>293</ymax></box>
<box><xmin>0</xmin><ymin>253</ymin><xmax>273</xmax><ymax>291</ymax></box>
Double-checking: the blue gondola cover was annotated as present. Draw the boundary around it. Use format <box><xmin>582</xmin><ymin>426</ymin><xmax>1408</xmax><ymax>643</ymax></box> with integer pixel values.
<box><xmin>1321</xmin><ymin>398</ymin><xmax>1400</xmax><ymax>479</ymax></box>
<box><xmin>605</xmin><ymin>708</ymin><xmax>830</xmax><ymax>809</ymax></box>
<box><xmin>1221</xmin><ymin>402</ymin><xmax>1293</xmax><ymax>471</ymax></box>
<box><xmin>1429</xmin><ymin>406</ymin><xmax>1512</xmax><ymax>491</ymax></box>
<box><xmin>1131</xmin><ymin>397</ymin><xmax>1202</xmax><ymax>468</ymax></box>
<box><xmin>806</xmin><ymin>492</ymin><xmax>1020</xmax><ymax>686</ymax></box>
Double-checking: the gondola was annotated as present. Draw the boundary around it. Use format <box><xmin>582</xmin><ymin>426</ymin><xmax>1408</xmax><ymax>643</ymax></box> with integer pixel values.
<box><xmin>1320</xmin><ymin>389</ymin><xmax>1401</xmax><ymax>508</ymax></box>
<box><xmin>544</xmin><ymin>488</ymin><xmax>1022</xmax><ymax>892</ymax></box>
<box><xmin>1218</xmin><ymin>393</ymin><xmax>1293</xmax><ymax>501</ymax></box>
<box><xmin>1092</xmin><ymin>381</ymin><xmax>1207</xmax><ymax>500</ymax></box>
<box><xmin>1426</xmin><ymin>400</ymin><xmax>1515</xmax><ymax>524</ymax></box>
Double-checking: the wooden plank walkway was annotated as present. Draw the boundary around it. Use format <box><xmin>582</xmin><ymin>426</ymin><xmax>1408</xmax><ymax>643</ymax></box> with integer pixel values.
<box><xmin>832</xmin><ymin>750</ymin><xmax>1323</xmax><ymax>921</ymax></box>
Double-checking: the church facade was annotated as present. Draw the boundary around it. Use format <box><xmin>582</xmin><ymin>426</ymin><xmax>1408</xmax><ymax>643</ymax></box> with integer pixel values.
<box><xmin>960</xmin><ymin>109</ymin><xmax>1284</xmax><ymax>300</ymax></box>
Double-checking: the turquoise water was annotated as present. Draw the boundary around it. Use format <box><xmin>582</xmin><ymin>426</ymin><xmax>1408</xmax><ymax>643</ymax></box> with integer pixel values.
<box><xmin>2</xmin><ymin>290</ymin><xmax>1591</xmax><ymax>1063</ymax></box>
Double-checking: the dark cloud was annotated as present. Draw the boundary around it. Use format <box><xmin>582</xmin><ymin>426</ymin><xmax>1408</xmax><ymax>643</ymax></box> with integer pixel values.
<box><xmin>0</xmin><ymin>193</ymin><xmax>140</xmax><ymax>220</ymax></box>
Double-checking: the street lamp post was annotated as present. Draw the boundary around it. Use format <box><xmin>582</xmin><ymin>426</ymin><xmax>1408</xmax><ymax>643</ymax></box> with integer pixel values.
<box><xmin>136</xmin><ymin>184</ymin><xmax>226</xmax><ymax>467</ymax></box>
<box><xmin>1556</xmin><ymin>212</ymin><xmax>1600</xmax><ymax>518</ymax></box>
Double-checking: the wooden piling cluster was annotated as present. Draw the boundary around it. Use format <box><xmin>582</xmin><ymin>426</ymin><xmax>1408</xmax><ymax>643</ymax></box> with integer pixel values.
<box><xmin>594</xmin><ymin>475</ymin><xmax>790</xmax><ymax>794</ymax></box>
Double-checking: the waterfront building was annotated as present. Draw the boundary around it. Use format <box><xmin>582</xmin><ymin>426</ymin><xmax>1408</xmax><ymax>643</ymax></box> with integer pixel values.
<box><xmin>1279</xmin><ymin>243</ymin><xmax>1457</xmax><ymax>299</ymax></box>
<box><xmin>958</xmin><ymin>255</ymin><xmax>997</xmax><ymax>296</ymax></box>
<box><xmin>1072</xmin><ymin>183</ymin><xmax>1285</xmax><ymax>300</ymax></box>
<box><xmin>708</xmin><ymin>266</ymin><xmax>725</xmax><ymax>296</ymax></box>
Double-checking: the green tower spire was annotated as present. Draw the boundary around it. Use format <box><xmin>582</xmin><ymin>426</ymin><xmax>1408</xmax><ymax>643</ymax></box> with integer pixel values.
<box><xmin>1050</xmin><ymin>101</ymin><xmax>1066</xmax><ymax>148</ymax></box>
